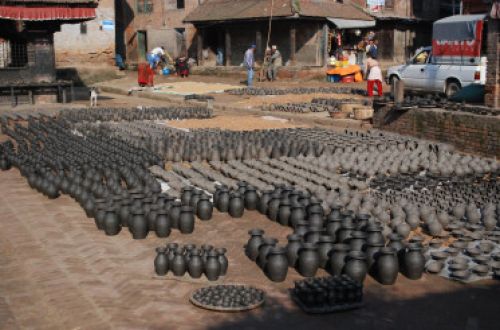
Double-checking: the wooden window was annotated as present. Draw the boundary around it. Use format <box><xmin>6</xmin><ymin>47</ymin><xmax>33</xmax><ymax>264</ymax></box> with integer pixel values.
<box><xmin>0</xmin><ymin>39</ymin><xmax>28</xmax><ymax>69</ymax></box>
<box><xmin>177</xmin><ymin>0</ymin><xmax>185</xmax><ymax>9</ymax></box>
<box><xmin>385</xmin><ymin>0</ymin><xmax>394</xmax><ymax>9</ymax></box>
<box><xmin>137</xmin><ymin>0</ymin><xmax>153</xmax><ymax>14</ymax></box>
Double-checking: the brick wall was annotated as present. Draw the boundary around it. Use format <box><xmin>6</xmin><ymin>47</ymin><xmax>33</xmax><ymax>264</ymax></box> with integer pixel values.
<box><xmin>485</xmin><ymin>18</ymin><xmax>499</xmax><ymax>108</ymax></box>
<box><xmin>373</xmin><ymin>106</ymin><xmax>500</xmax><ymax>158</ymax></box>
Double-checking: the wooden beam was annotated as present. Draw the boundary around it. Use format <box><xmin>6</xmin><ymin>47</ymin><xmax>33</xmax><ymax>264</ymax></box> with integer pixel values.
<box><xmin>225</xmin><ymin>29</ymin><xmax>231</xmax><ymax>66</ymax></box>
<box><xmin>322</xmin><ymin>23</ymin><xmax>329</xmax><ymax>67</ymax></box>
<box><xmin>197</xmin><ymin>30</ymin><xmax>203</xmax><ymax>66</ymax></box>
<box><xmin>290</xmin><ymin>24</ymin><xmax>296</xmax><ymax>65</ymax></box>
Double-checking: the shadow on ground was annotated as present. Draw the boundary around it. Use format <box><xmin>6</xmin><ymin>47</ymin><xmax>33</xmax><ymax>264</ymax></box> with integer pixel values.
<box><xmin>207</xmin><ymin>281</ymin><xmax>500</xmax><ymax>330</ymax></box>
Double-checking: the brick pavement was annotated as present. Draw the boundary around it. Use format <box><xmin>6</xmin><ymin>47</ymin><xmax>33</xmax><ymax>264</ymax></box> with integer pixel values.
<box><xmin>1</xmin><ymin>168</ymin><xmax>499</xmax><ymax>330</ymax></box>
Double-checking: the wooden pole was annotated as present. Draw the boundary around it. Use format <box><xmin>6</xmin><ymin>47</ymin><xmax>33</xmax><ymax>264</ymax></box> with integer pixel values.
<box><xmin>290</xmin><ymin>24</ymin><xmax>296</xmax><ymax>65</ymax></box>
<box><xmin>225</xmin><ymin>29</ymin><xmax>231</xmax><ymax>66</ymax></box>
<box><xmin>256</xmin><ymin>29</ymin><xmax>263</xmax><ymax>63</ymax></box>
<box><xmin>322</xmin><ymin>23</ymin><xmax>329</xmax><ymax>67</ymax></box>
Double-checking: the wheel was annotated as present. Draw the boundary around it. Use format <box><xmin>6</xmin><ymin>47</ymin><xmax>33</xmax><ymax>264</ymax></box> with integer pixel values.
<box><xmin>389</xmin><ymin>76</ymin><xmax>399</xmax><ymax>97</ymax></box>
<box><xmin>445</xmin><ymin>81</ymin><xmax>461</xmax><ymax>98</ymax></box>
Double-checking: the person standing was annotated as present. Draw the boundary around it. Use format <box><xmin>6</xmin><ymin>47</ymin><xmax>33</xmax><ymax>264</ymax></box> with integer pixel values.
<box><xmin>244</xmin><ymin>44</ymin><xmax>256</xmax><ymax>87</ymax></box>
<box><xmin>365</xmin><ymin>53</ymin><xmax>383</xmax><ymax>97</ymax></box>
<box><xmin>267</xmin><ymin>45</ymin><xmax>282</xmax><ymax>81</ymax></box>
<box><xmin>368</xmin><ymin>39</ymin><xmax>378</xmax><ymax>59</ymax></box>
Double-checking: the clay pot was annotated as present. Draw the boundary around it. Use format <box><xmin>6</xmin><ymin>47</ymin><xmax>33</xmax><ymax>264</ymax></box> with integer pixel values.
<box><xmin>278</xmin><ymin>200</ymin><xmax>292</xmax><ymax>227</ymax></box>
<box><xmin>103</xmin><ymin>207</ymin><xmax>121</xmax><ymax>236</ymax></box>
<box><xmin>265</xmin><ymin>247</ymin><xmax>289</xmax><ymax>282</ymax></box>
<box><xmin>290</xmin><ymin>205</ymin><xmax>306</xmax><ymax>228</ymax></box>
<box><xmin>326</xmin><ymin>218</ymin><xmax>343</xmax><ymax>242</ymax></box>
<box><xmin>197</xmin><ymin>196</ymin><xmax>213</xmax><ymax>221</ymax></box>
<box><xmin>204</xmin><ymin>250</ymin><xmax>221</xmax><ymax>281</ymax></box>
<box><xmin>286</xmin><ymin>234</ymin><xmax>302</xmax><ymax>267</ymax></box>
<box><xmin>267</xmin><ymin>194</ymin><xmax>282</xmax><ymax>221</ymax></box>
<box><xmin>130</xmin><ymin>209</ymin><xmax>148</xmax><ymax>239</ymax></box>
<box><xmin>179</xmin><ymin>206</ymin><xmax>195</xmax><ymax>234</ymax></box>
<box><xmin>246</xmin><ymin>228</ymin><xmax>265</xmax><ymax>261</ymax></box>
<box><xmin>228</xmin><ymin>193</ymin><xmax>244</xmax><ymax>218</ymax></box>
<box><xmin>348</xmin><ymin>231</ymin><xmax>367</xmax><ymax>252</ymax></box>
<box><xmin>154</xmin><ymin>247</ymin><xmax>168</xmax><ymax>276</ymax></box>
<box><xmin>337</xmin><ymin>223</ymin><xmax>356</xmax><ymax>243</ymax></box>
<box><xmin>343</xmin><ymin>251</ymin><xmax>368</xmax><ymax>283</ymax></box>
<box><xmin>375</xmin><ymin>247</ymin><xmax>399</xmax><ymax>285</ymax></box>
<box><xmin>257</xmin><ymin>190</ymin><xmax>273</xmax><ymax>214</ymax></box>
<box><xmin>216</xmin><ymin>188</ymin><xmax>230</xmax><ymax>212</ymax></box>
<box><xmin>317</xmin><ymin>235</ymin><xmax>335</xmax><ymax>269</ymax></box>
<box><xmin>329</xmin><ymin>243</ymin><xmax>350</xmax><ymax>276</ymax></box>
<box><xmin>169</xmin><ymin>201</ymin><xmax>182</xmax><ymax>229</ymax></box>
<box><xmin>297</xmin><ymin>243</ymin><xmax>320</xmax><ymax>277</ymax></box>
<box><xmin>403</xmin><ymin>243</ymin><xmax>425</xmax><ymax>280</ymax></box>
<box><xmin>187</xmin><ymin>248</ymin><xmax>203</xmax><ymax>278</ymax></box>
<box><xmin>216</xmin><ymin>248</ymin><xmax>228</xmax><ymax>276</ymax></box>
<box><xmin>171</xmin><ymin>248</ymin><xmax>187</xmax><ymax>276</ymax></box>
<box><xmin>256</xmin><ymin>238</ymin><xmax>278</xmax><ymax>269</ymax></box>
<box><xmin>244</xmin><ymin>186</ymin><xmax>259</xmax><ymax>210</ymax></box>
<box><xmin>155</xmin><ymin>210</ymin><xmax>171</xmax><ymax>238</ymax></box>
<box><xmin>366</xmin><ymin>224</ymin><xmax>385</xmax><ymax>245</ymax></box>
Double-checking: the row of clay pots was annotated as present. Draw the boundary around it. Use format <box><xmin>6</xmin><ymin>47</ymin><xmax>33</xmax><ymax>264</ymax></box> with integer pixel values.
<box><xmin>154</xmin><ymin>243</ymin><xmax>228</xmax><ymax>281</ymax></box>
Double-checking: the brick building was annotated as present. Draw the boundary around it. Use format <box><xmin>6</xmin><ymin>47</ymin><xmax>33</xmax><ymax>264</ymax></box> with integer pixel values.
<box><xmin>119</xmin><ymin>0</ymin><xmax>202</xmax><ymax>65</ymax></box>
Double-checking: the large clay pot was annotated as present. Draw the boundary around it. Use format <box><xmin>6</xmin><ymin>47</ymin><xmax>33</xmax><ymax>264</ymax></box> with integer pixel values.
<box><xmin>169</xmin><ymin>201</ymin><xmax>182</xmax><ymax>229</ymax></box>
<box><xmin>278</xmin><ymin>200</ymin><xmax>292</xmax><ymax>226</ymax></box>
<box><xmin>375</xmin><ymin>247</ymin><xmax>399</xmax><ymax>285</ymax></box>
<box><xmin>267</xmin><ymin>194</ymin><xmax>282</xmax><ymax>221</ymax></box>
<box><xmin>204</xmin><ymin>250</ymin><xmax>221</xmax><ymax>281</ymax></box>
<box><xmin>246</xmin><ymin>228</ymin><xmax>265</xmax><ymax>261</ymax></box>
<box><xmin>366</xmin><ymin>224</ymin><xmax>385</xmax><ymax>245</ymax></box>
<box><xmin>297</xmin><ymin>243</ymin><xmax>320</xmax><ymax>277</ymax></box>
<box><xmin>286</xmin><ymin>234</ymin><xmax>302</xmax><ymax>267</ymax></box>
<box><xmin>403</xmin><ymin>243</ymin><xmax>425</xmax><ymax>280</ymax></box>
<box><xmin>228</xmin><ymin>192</ymin><xmax>244</xmax><ymax>218</ymax></box>
<box><xmin>348</xmin><ymin>231</ymin><xmax>367</xmax><ymax>251</ymax></box>
<box><xmin>329</xmin><ymin>243</ymin><xmax>350</xmax><ymax>276</ymax></box>
<box><xmin>308</xmin><ymin>210</ymin><xmax>324</xmax><ymax>228</ymax></box>
<box><xmin>317</xmin><ymin>235</ymin><xmax>335</xmax><ymax>269</ymax></box>
<box><xmin>265</xmin><ymin>247</ymin><xmax>289</xmax><ymax>282</ymax></box>
<box><xmin>119</xmin><ymin>198</ymin><xmax>131</xmax><ymax>227</ymax></box>
<box><xmin>216</xmin><ymin>248</ymin><xmax>229</xmax><ymax>276</ymax></box>
<box><xmin>197</xmin><ymin>196</ymin><xmax>213</xmax><ymax>221</ymax></box>
<box><xmin>171</xmin><ymin>248</ymin><xmax>186</xmax><ymax>276</ymax></box>
<box><xmin>326</xmin><ymin>218</ymin><xmax>343</xmax><ymax>241</ymax></box>
<box><xmin>256</xmin><ymin>238</ymin><xmax>278</xmax><ymax>269</ymax></box>
<box><xmin>257</xmin><ymin>190</ymin><xmax>273</xmax><ymax>214</ymax></box>
<box><xmin>337</xmin><ymin>223</ymin><xmax>356</xmax><ymax>243</ymax></box>
<box><xmin>343</xmin><ymin>251</ymin><xmax>368</xmax><ymax>283</ymax></box>
<box><xmin>181</xmin><ymin>186</ymin><xmax>193</xmax><ymax>205</ymax></box>
<box><xmin>216</xmin><ymin>188</ymin><xmax>230</xmax><ymax>212</ymax></box>
<box><xmin>154</xmin><ymin>247</ymin><xmax>168</xmax><ymax>276</ymax></box>
<box><xmin>130</xmin><ymin>209</ymin><xmax>148</xmax><ymax>239</ymax></box>
<box><xmin>187</xmin><ymin>248</ymin><xmax>203</xmax><ymax>278</ymax></box>
<box><xmin>244</xmin><ymin>186</ymin><xmax>259</xmax><ymax>210</ymax></box>
<box><xmin>155</xmin><ymin>209</ymin><xmax>171</xmax><ymax>238</ymax></box>
<box><xmin>147</xmin><ymin>204</ymin><xmax>158</xmax><ymax>232</ymax></box>
<box><xmin>365</xmin><ymin>242</ymin><xmax>384</xmax><ymax>270</ymax></box>
<box><xmin>179</xmin><ymin>206</ymin><xmax>195</xmax><ymax>234</ymax></box>
<box><xmin>104</xmin><ymin>207</ymin><xmax>121</xmax><ymax>236</ymax></box>
<box><xmin>290</xmin><ymin>204</ymin><xmax>306</xmax><ymax>228</ymax></box>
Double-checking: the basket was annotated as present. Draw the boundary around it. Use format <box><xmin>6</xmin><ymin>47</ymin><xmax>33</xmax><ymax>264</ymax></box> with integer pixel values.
<box><xmin>353</xmin><ymin>107</ymin><xmax>374</xmax><ymax>120</ymax></box>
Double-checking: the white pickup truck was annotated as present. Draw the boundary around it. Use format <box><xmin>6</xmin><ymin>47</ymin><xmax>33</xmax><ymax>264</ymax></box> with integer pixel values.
<box><xmin>387</xmin><ymin>46</ymin><xmax>487</xmax><ymax>98</ymax></box>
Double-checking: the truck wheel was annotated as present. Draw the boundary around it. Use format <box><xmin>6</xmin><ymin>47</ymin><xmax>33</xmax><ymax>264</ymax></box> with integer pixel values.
<box><xmin>445</xmin><ymin>81</ymin><xmax>461</xmax><ymax>98</ymax></box>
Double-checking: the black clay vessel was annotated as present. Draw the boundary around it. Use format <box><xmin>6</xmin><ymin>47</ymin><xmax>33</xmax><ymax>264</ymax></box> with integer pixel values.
<box><xmin>376</xmin><ymin>247</ymin><xmax>399</xmax><ymax>285</ymax></box>
<box><xmin>228</xmin><ymin>193</ymin><xmax>244</xmax><ymax>218</ymax></box>
<box><xmin>179</xmin><ymin>206</ymin><xmax>195</xmax><ymax>234</ymax></box>
<box><xmin>403</xmin><ymin>243</ymin><xmax>425</xmax><ymax>280</ymax></box>
<box><xmin>103</xmin><ymin>208</ymin><xmax>121</xmax><ymax>236</ymax></box>
<box><xmin>205</xmin><ymin>250</ymin><xmax>221</xmax><ymax>281</ymax></box>
<box><xmin>187</xmin><ymin>248</ymin><xmax>203</xmax><ymax>278</ymax></box>
<box><xmin>297</xmin><ymin>243</ymin><xmax>320</xmax><ymax>277</ymax></box>
<box><xmin>246</xmin><ymin>228</ymin><xmax>265</xmax><ymax>261</ymax></box>
<box><xmin>154</xmin><ymin>247</ymin><xmax>168</xmax><ymax>276</ymax></box>
<box><xmin>172</xmin><ymin>248</ymin><xmax>187</xmax><ymax>276</ymax></box>
<box><xmin>265</xmin><ymin>247</ymin><xmax>289</xmax><ymax>282</ymax></box>
<box><xmin>130</xmin><ymin>209</ymin><xmax>148</xmax><ymax>239</ymax></box>
<box><xmin>343</xmin><ymin>251</ymin><xmax>368</xmax><ymax>283</ymax></box>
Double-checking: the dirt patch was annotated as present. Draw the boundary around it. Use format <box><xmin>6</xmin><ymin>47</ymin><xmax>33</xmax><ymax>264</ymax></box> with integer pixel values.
<box><xmin>163</xmin><ymin>115</ymin><xmax>305</xmax><ymax>131</ymax></box>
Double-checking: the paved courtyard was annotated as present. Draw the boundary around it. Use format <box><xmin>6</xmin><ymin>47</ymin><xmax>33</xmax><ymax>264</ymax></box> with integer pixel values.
<box><xmin>0</xmin><ymin>167</ymin><xmax>499</xmax><ymax>330</ymax></box>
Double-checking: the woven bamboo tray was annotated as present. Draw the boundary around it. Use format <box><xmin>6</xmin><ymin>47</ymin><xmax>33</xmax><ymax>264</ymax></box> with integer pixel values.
<box><xmin>189</xmin><ymin>285</ymin><xmax>265</xmax><ymax>313</ymax></box>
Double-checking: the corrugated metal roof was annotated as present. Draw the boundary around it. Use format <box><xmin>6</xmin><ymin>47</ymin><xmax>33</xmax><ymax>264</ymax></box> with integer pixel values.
<box><xmin>184</xmin><ymin>0</ymin><xmax>372</xmax><ymax>23</ymax></box>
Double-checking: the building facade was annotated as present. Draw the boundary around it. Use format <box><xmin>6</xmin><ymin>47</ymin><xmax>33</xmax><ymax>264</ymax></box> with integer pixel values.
<box><xmin>120</xmin><ymin>0</ymin><xmax>203</xmax><ymax>65</ymax></box>
<box><xmin>54</xmin><ymin>0</ymin><xmax>116</xmax><ymax>66</ymax></box>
